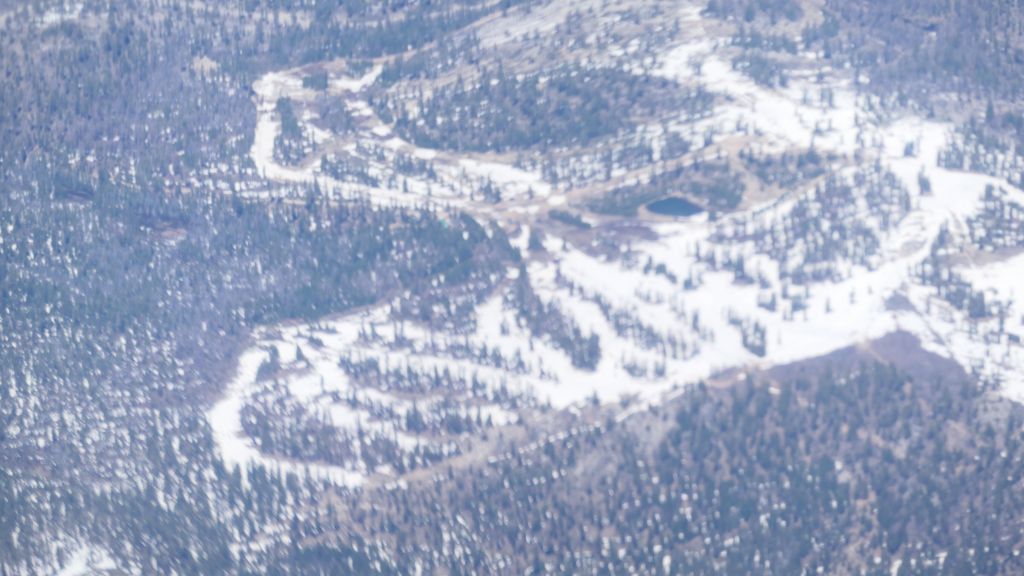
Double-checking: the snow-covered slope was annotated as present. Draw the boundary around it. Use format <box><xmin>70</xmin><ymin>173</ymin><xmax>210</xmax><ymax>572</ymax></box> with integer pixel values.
<box><xmin>210</xmin><ymin>0</ymin><xmax>1024</xmax><ymax>489</ymax></box>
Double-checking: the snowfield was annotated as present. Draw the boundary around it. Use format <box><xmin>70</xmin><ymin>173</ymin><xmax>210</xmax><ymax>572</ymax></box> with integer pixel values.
<box><xmin>211</xmin><ymin>0</ymin><xmax>1024</xmax><ymax>491</ymax></box>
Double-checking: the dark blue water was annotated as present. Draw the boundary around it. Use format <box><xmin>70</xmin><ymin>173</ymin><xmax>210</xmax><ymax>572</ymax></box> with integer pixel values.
<box><xmin>646</xmin><ymin>197</ymin><xmax>703</xmax><ymax>217</ymax></box>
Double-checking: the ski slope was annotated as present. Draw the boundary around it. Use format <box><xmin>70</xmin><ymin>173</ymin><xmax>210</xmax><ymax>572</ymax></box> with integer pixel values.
<box><xmin>210</xmin><ymin>0</ymin><xmax>1024</xmax><ymax>489</ymax></box>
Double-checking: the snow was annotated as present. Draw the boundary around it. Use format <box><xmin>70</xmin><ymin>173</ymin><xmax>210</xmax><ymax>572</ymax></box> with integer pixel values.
<box><xmin>328</xmin><ymin>65</ymin><xmax>382</xmax><ymax>93</ymax></box>
<box><xmin>470</xmin><ymin>0</ymin><xmax>606</xmax><ymax>48</ymax></box>
<box><xmin>212</xmin><ymin>0</ymin><xmax>1024</xmax><ymax>485</ymax></box>
<box><xmin>206</xmin><ymin>346</ymin><xmax>366</xmax><ymax>487</ymax></box>
<box><xmin>458</xmin><ymin>158</ymin><xmax>552</xmax><ymax>199</ymax></box>
<box><xmin>656</xmin><ymin>37</ymin><xmax>864</xmax><ymax>158</ymax></box>
<box><xmin>55</xmin><ymin>545</ymin><xmax>116</xmax><ymax>576</ymax></box>
<box><xmin>247</xmin><ymin>64</ymin><xmax>557</xmax><ymax>214</ymax></box>
<box><xmin>39</xmin><ymin>2</ymin><xmax>84</xmax><ymax>28</ymax></box>
<box><xmin>961</xmin><ymin>252</ymin><xmax>1024</xmax><ymax>299</ymax></box>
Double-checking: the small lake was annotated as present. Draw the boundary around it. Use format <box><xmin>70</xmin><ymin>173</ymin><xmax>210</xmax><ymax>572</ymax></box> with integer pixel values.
<box><xmin>646</xmin><ymin>196</ymin><xmax>703</xmax><ymax>217</ymax></box>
